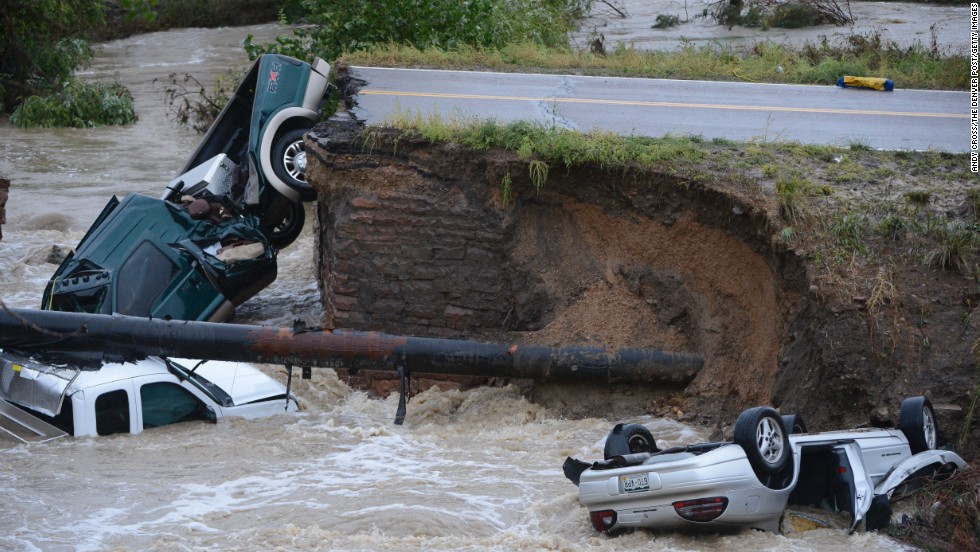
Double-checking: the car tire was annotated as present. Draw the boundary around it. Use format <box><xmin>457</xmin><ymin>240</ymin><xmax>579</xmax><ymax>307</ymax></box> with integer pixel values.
<box><xmin>899</xmin><ymin>396</ymin><xmax>938</xmax><ymax>453</ymax></box>
<box><xmin>266</xmin><ymin>200</ymin><xmax>305</xmax><ymax>250</ymax></box>
<box><xmin>734</xmin><ymin>406</ymin><xmax>790</xmax><ymax>477</ymax></box>
<box><xmin>603</xmin><ymin>423</ymin><xmax>658</xmax><ymax>459</ymax></box>
<box><xmin>781</xmin><ymin>414</ymin><xmax>807</xmax><ymax>435</ymax></box>
<box><xmin>271</xmin><ymin>128</ymin><xmax>316</xmax><ymax>201</ymax></box>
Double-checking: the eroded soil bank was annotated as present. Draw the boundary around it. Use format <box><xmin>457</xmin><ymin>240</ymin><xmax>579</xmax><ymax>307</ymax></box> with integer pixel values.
<box><xmin>305</xmin><ymin>115</ymin><xmax>979</xmax><ymax>460</ymax></box>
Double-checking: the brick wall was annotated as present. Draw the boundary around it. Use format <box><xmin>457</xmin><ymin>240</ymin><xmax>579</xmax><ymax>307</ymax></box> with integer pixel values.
<box><xmin>317</xmin><ymin>187</ymin><xmax>513</xmax><ymax>337</ymax></box>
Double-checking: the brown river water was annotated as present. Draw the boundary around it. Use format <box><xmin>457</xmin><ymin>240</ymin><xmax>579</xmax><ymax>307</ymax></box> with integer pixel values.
<box><xmin>0</xmin><ymin>23</ymin><xmax>913</xmax><ymax>552</ymax></box>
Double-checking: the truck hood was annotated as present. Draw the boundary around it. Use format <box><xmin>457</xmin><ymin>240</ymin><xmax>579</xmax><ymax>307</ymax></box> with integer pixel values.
<box><xmin>172</xmin><ymin>358</ymin><xmax>287</xmax><ymax>405</ymax></box>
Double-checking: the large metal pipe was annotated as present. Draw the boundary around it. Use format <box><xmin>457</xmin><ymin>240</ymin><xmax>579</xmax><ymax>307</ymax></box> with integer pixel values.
<box><xmin>0</xmin><ymin>307</ymin><xmax>703</xmax><ymax>384</ymax></box>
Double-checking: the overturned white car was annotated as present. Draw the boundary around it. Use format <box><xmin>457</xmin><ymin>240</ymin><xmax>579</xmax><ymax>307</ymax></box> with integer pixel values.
<box><xmin>563</xmin><ymin>397</ymin><xmax>966</xmax><ymax>535</ymax></box>
<box><xmin>0</xmin><ymin>349</ymin><xmax>297</xmax><ymax>442</ymax></box>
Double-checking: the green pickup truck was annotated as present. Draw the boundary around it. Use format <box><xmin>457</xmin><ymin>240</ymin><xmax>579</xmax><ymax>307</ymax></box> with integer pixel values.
<box><xmin>42</xmin><ymin>54</ymin><xmax>331</xmax><ymax>322</ymax></box>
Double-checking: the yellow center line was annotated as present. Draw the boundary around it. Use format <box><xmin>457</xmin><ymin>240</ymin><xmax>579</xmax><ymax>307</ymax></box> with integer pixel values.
<box><xmin>361</xmin><ymin>89</ymin><xmax>968</xmax><ymax>119</ymax></box>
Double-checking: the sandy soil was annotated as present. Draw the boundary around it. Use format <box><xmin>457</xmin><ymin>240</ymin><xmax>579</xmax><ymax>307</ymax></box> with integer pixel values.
<box><xmin>570</xmin><ymin>0</ymin><xmax>971</xmax><ymax>54</ymax></box>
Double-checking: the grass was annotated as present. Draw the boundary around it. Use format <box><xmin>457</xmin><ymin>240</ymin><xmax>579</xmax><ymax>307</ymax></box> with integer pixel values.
<box><xmin>968</xmin><ymin>189</ymin><xmax>980</xmax><ymax>219</ymax></box>
<box><xmin>378</xmin><ymin>109</ymin><xmax>707</xmax><ymax>178</ymax></box>
<box><xmin>775</xmin><ymin>173</ymin><xmax>813</xmax><ymax>224</ymax></box>
<box><xmin>924</xmin><ymin>219</ymin><xmax>975</xmax><ymax>272</ymax></box>
<box><xmin>828</xmin><ymin>209</ymin><xmax>869</xmax><ymax>253</ymax></box>
<box><xmin>341</xmin><ymin>30</ymin><xmax>970</xmax><ymax>90</ymax></box>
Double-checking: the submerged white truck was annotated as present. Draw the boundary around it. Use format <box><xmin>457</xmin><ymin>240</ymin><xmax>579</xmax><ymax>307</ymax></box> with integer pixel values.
<box><xmin>0</xmin><ymin>350</ymin><xmax>297</xmax><ymax>442</ymax></box>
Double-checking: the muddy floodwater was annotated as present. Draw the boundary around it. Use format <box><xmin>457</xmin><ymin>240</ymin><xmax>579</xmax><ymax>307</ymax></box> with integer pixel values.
<box><xmin>1</xmin><ymin>23</ymin><xmax>914</xmax><ymax>552</ymax></box>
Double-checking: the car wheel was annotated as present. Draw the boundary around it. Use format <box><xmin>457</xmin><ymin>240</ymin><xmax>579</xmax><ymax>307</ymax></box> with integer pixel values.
<box><xmin>899</xmin><ymin>396</ymin><xmax>937</xmax><ymax>453</ymax></box>
<box><xmin>271</xmin><ymin>128</ymin><xmax>316</xmax><ymax>201</ymax></box>
<box><xmin>603</xmin><ymin>423</ymin><xmax>658</xmax><ymax>459</ymax></box>
<box><xmin>266</xmin><ymin>200</ymin><xmax>306</xmax><ymax>250</ymax></box>
<box><xmin>781</xmin><ymin>414</ymin><xmax>807</xmax><ymax>434</ymax></box>
<box><xmin>734</xmin><ymin>406</ymin><xmax>790</xmax><ymax>476</ymax></box>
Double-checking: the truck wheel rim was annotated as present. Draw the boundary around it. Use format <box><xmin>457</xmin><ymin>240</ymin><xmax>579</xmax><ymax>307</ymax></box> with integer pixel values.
<box><xmin>283</xmin><ymin>141</ymin><xmax>306</xmax><ymax>182</ymax></box>
<box><xmin>923</xmin><ymin>406</ymin><xmax>936</xmax><ymax>449</ymax></box>
<box><xmin>756</xmin><ymin>417</ymin><xmax>784</xmax><ymax>464</ymax></box>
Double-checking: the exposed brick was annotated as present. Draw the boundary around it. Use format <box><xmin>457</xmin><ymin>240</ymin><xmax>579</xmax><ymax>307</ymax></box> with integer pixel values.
<box><xmin>351</xmin><ymin>197</ymin><xmax>382</xmax><ymax>209</ymax></box>
<box><xmin>333</xmin><ymin>294</ymin><xmax>359</xmax><ymax>311</ymax></box>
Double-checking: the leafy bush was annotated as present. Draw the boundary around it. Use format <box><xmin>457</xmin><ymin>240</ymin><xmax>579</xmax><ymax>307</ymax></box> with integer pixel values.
<box><xmin>10</xmin><ymin>79</ymin><xmax>137</xmax><ymax>128</ymax></box>
<box><xmin>0</xmin><ymin>1</ymin><xmax>104</xmax><ymax>111</ymax></box>
<box><xmin>767</xmin><ymin>2</ymin><xmax>818</xmax><ymax>28</ymax></box>
<box><xmin>245</xmin><ymin>0</ymin><xmax>591</xmax><ymax>61</ymax></box>
<box><xmin>652</xmin><ymin>14</ymin><xmax>680</xmax><ymax>29</ymax></box>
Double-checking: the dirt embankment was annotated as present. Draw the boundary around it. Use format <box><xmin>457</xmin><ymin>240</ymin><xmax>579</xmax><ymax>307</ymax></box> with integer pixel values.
<box><xmin>305</xmin><ymin>115</ymin><xmax>979</xmax><ymax>459</ymax></box>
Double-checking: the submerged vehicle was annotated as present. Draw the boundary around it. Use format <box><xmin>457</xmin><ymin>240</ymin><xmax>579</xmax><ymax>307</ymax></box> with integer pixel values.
<box><xmin>564</xmin><ymin>397</ymin><xmax>966</xmax><ymax>535</ymax></box>
<box><xmin>42</xmin><ymin>54</ymin><xmax>331</xmax><ymax>322</ymax></box>
<box><xmin>0</xmin><ymin>349</ymin><xmax>297</xmax><ymax>442</ymax></box>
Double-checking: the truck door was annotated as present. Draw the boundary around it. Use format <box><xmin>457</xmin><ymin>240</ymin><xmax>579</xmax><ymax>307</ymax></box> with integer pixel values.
<box><xmin>832</xmin><ymin>443</ymin><xmax>873</xmax><ymax>533</ymax></box>
<box><xmin>137</xmin><ymin>381</ymin><xmax>214</xmax><ymax>430</ymax></box>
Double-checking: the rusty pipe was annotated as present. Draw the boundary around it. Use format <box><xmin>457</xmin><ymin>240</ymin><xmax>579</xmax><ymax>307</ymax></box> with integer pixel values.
<box><xmin>0</xmin><ymin>308</ymin><xmax>703</xmax><ymax>383</ymax></box>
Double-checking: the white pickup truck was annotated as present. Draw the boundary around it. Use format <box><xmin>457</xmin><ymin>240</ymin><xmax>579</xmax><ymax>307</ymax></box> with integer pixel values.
<box><xmin>0</xmin><ymin>349</ymin><xmax>297</xmax><ymax>442</ymax></box>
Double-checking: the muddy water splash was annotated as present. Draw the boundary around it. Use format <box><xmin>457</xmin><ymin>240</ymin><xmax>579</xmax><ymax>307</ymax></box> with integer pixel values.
<box><xmin>1</xmin><ymin>24</ymin><xmax>909</xmax><ymax>551</ymax></box>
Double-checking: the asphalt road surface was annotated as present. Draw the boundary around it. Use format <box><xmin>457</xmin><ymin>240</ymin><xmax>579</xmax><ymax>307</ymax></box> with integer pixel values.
<box><xmin>349</xmin><ymin>67</ymin><xmax>970</xmax><ymax>152</ymax></box>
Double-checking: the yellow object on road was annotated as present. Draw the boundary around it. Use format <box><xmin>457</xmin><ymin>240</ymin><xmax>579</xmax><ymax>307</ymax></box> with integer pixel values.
<box><xmin>837</xmin><ymin>76</ymin><xmax>895</xmax><ymax>91</ymax></box>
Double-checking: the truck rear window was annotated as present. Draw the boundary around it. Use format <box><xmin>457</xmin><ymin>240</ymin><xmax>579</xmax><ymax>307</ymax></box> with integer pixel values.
<box><xmin>95</xmin><ymin>390</ymin><xmax>130</xmax><ymax>436</ymax></box>
<box><xmin>115</xmin><ymin>241</ymin><xmax>178</xmax><ymax>317</ymax></box>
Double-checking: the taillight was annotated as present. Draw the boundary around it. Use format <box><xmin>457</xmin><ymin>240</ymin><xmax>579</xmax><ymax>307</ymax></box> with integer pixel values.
<box><xmin>672</xmin><ymin>497</ymin><xmax>729</xmax><ymax>522</ymax></box>
<box><xmin>589</xmin><ymin>509</ymin><xmax>617</xmax><ymax>532</ymax></box>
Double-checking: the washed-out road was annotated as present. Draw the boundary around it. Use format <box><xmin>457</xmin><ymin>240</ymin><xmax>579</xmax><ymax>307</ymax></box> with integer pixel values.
<box><xmin>349</xmin><ymin>67</ymin><xmax>970</xmax><ymax>152</ymax></box>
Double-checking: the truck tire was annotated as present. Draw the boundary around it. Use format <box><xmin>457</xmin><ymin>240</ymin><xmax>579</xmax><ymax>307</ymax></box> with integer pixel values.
<box><xmin>899</xmin><ymin>396</ymin><xmax>937</xmax><ymax>453</ymax></box>
<box><xmin>603</xmin><ymin>423</ymin><xmax>657</xmax><ymax>459</ymax></box>
<box><xmin>734</xmin><ymin>406</ymin><xmax>790</xmax><ymax>477</ymax></box>
<box><xmin>271</xmin><ymin>128</ymin><xmax>316</xmax><ymax>201</ymax></box>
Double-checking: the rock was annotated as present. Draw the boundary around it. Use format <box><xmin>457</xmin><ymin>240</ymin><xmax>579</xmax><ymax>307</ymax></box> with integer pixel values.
<box><xmin>46</xmin><ymin>245</ymin><xmax>73</xmax><ymax>265</ymax></box>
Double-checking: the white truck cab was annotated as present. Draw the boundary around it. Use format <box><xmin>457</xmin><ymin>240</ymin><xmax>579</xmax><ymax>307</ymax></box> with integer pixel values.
<box><xmin>0</xmin><ymin>349</ymin><xmax>297</xmax><ymax>442</ymax></box>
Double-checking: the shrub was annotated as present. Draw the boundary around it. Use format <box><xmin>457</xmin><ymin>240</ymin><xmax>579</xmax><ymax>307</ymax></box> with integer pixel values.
<box><xmin>10</xmin><ymin>79</ymin><xmax>137</xmax><ymax>128</ymax></box>
<box><xmin>653</xmin><ymin>14</ymin><xmax>680</xmax><ymax>29</ymax></box>
<box><xmin>162</xmin><ymin>70</ymin><xmax>244</xmax><ymax>133</ymax></box>
<box><xmin>767</xmin><ymin>2</ymin><xmax>818</xmax><ymax>28</ymax></box>
<box><xmin>245</xmin><ymin>0</ymin><xmax>590</xmax><ymax>61</ymax></box>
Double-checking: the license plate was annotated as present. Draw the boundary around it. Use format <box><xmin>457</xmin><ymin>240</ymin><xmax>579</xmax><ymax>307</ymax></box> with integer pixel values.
<box><xmin>620</xmin><ymin>472</ymin><xmax>649</xmax><ymax>493</ymax></box>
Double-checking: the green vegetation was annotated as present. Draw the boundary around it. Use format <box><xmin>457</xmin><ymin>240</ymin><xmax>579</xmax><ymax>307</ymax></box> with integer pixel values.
<box><xmin>10</xmin><ymin>80</ymin><xmax>136</xmax><ymax>128</ymax></box>
<box><xmin>379</xmin><ymin>110</ymin><xmax>705</xmax><ymax>179</ymax></box>
<box><xmin>340</xmin><ymin>30</ymin><xmax>968</xmax><ymax>91</ymax></box>
<box><xmin>245</xmin><ymin>0</ymin><xmax>589</xmax><ymax>62</ymax></box>
<box><xmin>924</xmin><ymin>219</ymin><xmax>974</xmax><ymax>272</ymax></box>
<box><xmin>775</xmin><ymin>173</ymin><xmax>813</xmax><ymax>224</ymax></box>
<box><xmin>0</xmin><ymin>0</ymin><xmax>103</xmax><ymax>111</ymax></box>
<box><xmin>0</xmin><ymin>0</ymin><xmax>140</xmax><ymax>127</ymax></box>
<box><xmin>162</xmin><ymin>70</ymin><xmax>247</xmax><ymax>133</ymax></box>
<box><xmin>652</xmin><ymin>15</ymin><xmax>681</xmax><ymax>29</ymax></box>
